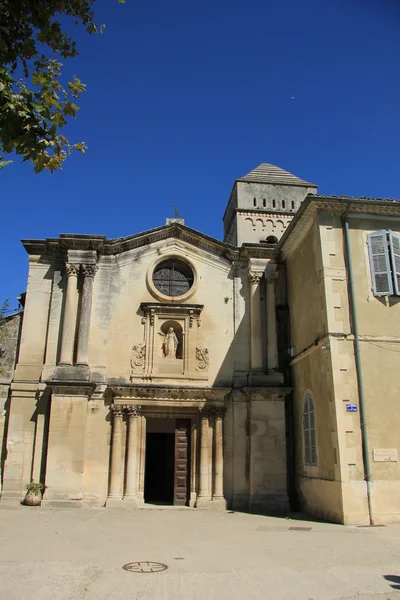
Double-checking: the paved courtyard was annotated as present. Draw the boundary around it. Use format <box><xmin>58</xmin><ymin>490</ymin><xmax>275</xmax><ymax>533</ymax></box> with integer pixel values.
<box><xmin>0</xmin><ymin>506</ymin><xmax>399</xmax><ymax>600</ymax></box>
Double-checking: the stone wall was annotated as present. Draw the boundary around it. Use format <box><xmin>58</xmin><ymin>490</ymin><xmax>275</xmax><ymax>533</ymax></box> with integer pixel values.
<box><xmin>0</xmin><ymin>312</ymin><xmax>22</xmax><ymax>492</ymax></box>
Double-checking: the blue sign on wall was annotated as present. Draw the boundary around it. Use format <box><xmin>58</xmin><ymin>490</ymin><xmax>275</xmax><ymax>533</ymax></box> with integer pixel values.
<box><xmin>346</xmin><ymin>404</ymin><xmax>358</xmax><ymax>412</ymax></box>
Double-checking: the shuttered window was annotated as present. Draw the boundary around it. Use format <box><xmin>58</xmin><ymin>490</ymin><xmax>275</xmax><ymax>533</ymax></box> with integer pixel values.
<box><xmin>389</xmin><ymin>231</ymin><xmax>400</xmax><ymax>295</ymax></box>
<box><xmin>303</xmin><ymin>395</ymin><xmax>317</xmax><ymax>466</ymax></box>
<box><xmin>367</xmin><ymin>231</ymin><xmax>393</xmax><ymax>296</ymax></box>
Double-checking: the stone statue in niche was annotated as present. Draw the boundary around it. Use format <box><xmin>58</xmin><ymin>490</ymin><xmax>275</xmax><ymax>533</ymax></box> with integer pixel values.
<box><xmin>160</xmin><ymin>327</ymin><xmax>179</xmax><ymax>359</ymax></box>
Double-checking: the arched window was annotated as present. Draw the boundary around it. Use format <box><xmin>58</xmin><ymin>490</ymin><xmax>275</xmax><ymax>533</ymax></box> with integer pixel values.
<box><xmin>303</xmin><ymin>394</ymin><xmax>317</xmax><ymax>466</ymax></box>
<box><xmin>253</xmin><ymin>198</ymin><xmax>257</xmax><ymax>207</ymax></box>
<box><xmin>282</xmin><ymin>200</ymin><xmax>286</xmax><ymax>209</ymax></box>
<box><xmin>265</xmin><ymin>235</ymin><xmax>278</xmax><ymax>244</ymax></box>
<box><xmin>272</xmin><ymin>199</ymin><xmax>276</xmax><ymax>208</ymax></box>
<box><xmin>263</xmin><ymin>198</ymin><xmax>266</xmax><ymax>208</ymax></box>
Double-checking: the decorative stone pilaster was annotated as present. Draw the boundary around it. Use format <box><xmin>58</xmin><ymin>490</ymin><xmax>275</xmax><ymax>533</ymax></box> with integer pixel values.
<box><xmin>76</xmin><ymin>264</ymin><xmax>97</xmax><ymax>365</ymax></box>
<box><xmin>59</xmin><ymin>263</ymin><xmax>79</xmax><ymax>365</ymax></box>
<box><xmin>107</xmin><ymin>405</ymin><xmax>124</xmax><ymax>502</ymax></box>
<box><xmin>213</xmin><ymin>407</ymin><xmax>226</xmax><ymax>507</ymax></box>
<box><xmin>248</xmin><ymin>271</ymin><xmax>263</xmax><ymax>371</ymax></box>
<box><xmin>196</xmin><ymin>406</ymin><xmax>213</xmax><ymax>507</ymax></box>
<box><xmin>123</xmin><ymin>405</ymin><xmax>141</xmax><ymax>504</ymax></box>
<box><xmin>266</xmin><ymin>273</ymin><xmax>279</xmax><ymax>372</ymax></box>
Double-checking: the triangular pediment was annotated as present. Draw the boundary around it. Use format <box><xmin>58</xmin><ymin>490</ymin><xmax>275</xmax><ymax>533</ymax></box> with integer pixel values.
<box><xmin>21</xmin><ymin>223</ymin><xmax>238</xmax><ymax>260</ymax></box>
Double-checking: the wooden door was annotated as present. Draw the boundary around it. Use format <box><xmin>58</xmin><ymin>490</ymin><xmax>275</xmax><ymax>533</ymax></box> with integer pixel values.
<box><xmin>174</xmin><ymin>419</ymin><xmax>190</xmax><ymax>505</ymax></box>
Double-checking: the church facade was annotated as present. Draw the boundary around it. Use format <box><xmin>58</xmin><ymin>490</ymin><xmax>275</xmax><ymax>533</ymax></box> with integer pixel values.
<box><xmin>1</xmin><ymin>164</ymin><xmax>400</xmax><ymax>524</ymax></box>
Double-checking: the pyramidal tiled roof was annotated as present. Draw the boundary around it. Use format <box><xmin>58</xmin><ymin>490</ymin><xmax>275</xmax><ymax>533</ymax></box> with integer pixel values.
<box><xmin>238</xmin><ymin>163</ymin><xmax>317</xmax><ymax>187</ymax></box>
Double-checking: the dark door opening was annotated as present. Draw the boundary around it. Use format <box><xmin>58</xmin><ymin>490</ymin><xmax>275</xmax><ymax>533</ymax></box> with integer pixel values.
<box><xmin>144</xmin><ymin>432</ymin><xmax>175</xmax><ymax>504</ymax></box>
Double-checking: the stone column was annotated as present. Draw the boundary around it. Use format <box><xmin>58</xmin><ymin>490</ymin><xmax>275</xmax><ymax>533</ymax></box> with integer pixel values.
<box><xmin>76</xmin><ymin>264</ymin><xmax>97</xmax><ymax>365</ymax></box>
<box><xmin>59</xmin><ymin>263</ymin><xmax>80</xmax><ymax>365</ymax></box>
<box><xmin>248</xmin><ymin>271</ymin><xmax>263</xmax><ymax>370</ymax></box>
<box><xmin>213</xmin><ymin>407</ymin><xmax>226</xmax><ymax>507</ymax></box>
<box><xmin>266</xmin><ymin>274</ymin><xmax>279</xmax><ymax>371</ymax></box>
<box><xmin>123</xmin><ymin>405</ymin><xmax>141</xmax><ymax>503</ymax></box>
<box><xmin>108</xmin><ymin>405</ymin><xmax>124</xmax><ymax>501</ymax></box>
<box><xmin>197</xmin><ymin>407</ymin><xmax>212</xmax><ymax>506</ymax></box>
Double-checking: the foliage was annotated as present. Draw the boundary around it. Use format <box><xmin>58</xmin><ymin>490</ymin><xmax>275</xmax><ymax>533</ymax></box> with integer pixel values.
<box><xmin>0</xmin><ymin>299</ymin><xmax>10</xmax><ymax>323</ymax></box>
<box><xmin>0</xmin><ymin>300</ymin><xmax>10</xmax><ymax>370</ymax></box>
<box><xmin>25</xmin><ymin>481</ymin><xmax>45</xmax><ymax>495</ymax></box>
<box><xmin>0</xmin><ymin>0</ymin><xmax>125</xmax><ymax>173</ymax></box>
<box><xmin>0</xmin><ymin>156</ymin><xmax>12</xmax><ymax>170</ymax></box>
<box><xmin>0</xmin><ymin>299</ymin><xmax>10</xmax><ymax>344</ymax></box>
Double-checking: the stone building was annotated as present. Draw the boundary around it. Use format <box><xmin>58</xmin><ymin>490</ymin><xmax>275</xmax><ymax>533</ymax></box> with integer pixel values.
<box><xmin>0</xmin><ymin>309</ymin><xmax>23</xmax><ymax>491</ymax></box>
<box><xmin>1</xmin><ymin>163</ymin><xmax>399</xmax><ymax>524</ymax></box>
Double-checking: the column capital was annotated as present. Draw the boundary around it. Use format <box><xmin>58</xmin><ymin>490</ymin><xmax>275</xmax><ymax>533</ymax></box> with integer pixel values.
<box><xmin>65</xmin><ymin>263</ymin><xmax>80</xmax><ymax>277</ymax></box>
<box><xmin>266</xmin><ymin>272</ymin><xmax>279</xmax><ymax>284</ymax></box>
<box><xmin>248</xmin><ymin>271</ymin><xmax>263</xmax><ymax>284</ymax></box>
<box><xmin>199</xmin><ymin>405</ymin><xmax>225</xmax><ymax>418</ymax></box>
<box><xmin>110</xmin><ymin>404</ymin><xmax>124</xmax><ymax>418</ymax></box>
<box><xmin>82</xmin><ymin>264</ymin><xmax>98</xmax><ymax>278</ymax></box>
<box><xmin>124</xmin><ymin>405</ymin><xmax>142</xmax><ymax>417</ymax></box>
<box><xmin>214</xmin><ymin>406</ymin><xmax>226</xmax><ymax>419</ymax></box>
<box><xmin>199</xmin><ymin>405</ymin><xmax>215</xmax><ymax>418</ymax></box>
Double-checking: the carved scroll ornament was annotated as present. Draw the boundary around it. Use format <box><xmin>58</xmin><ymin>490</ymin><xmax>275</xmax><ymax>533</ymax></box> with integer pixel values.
<box><xmin>196</xmin><ymin>347</ymin><xmax>209</xmax><ymax>371</ymax></box>
<box><xmin>130</xmin><ymin>343</ymin><xmax>146</xmax><ymax>370</ymax></box>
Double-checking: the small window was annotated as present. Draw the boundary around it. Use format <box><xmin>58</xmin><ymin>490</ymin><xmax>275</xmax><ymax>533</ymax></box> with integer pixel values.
<box><xmin>263</xmin><ymin>198</ymin><xmax>266</xmax><ymax>208</ymax></box>
<box><xmin>367</xmin><ymin>230</ymin><xmax>400</xmax><ymax>296</ymax></box>
<box><xmin>253</xmin><ymin>198</ymin><xmax>257</xmax><ymax>207</ymax></box>
<box><xmin>265</xmin><ymin>235</ymin><xmax>278</xmax><ymax>244</ymax></box>
<box><xmin>282</xmin><ymin>200</ymin><xmax>286</xmax><ymax>209</ymax></box>
<box><xmin>272</xmin><ymin>199</ymin><xmax>276</xmax><ymax>208</ymax></box>
<box><xmin>303</xmin><ymin>394</ymin><xmax>317</xmax><ymax>466</ymax></box>
<box><xmin>291</xmin><ymin>201</ymin><xmax>295</xmax><ymax>209</ymax></box>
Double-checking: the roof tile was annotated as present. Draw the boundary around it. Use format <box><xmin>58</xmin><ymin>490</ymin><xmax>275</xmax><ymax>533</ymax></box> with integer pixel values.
<box><xmin>238</xmin><ymin>163</ymin><xmax>317</xmax><ymax>187</ymax></box>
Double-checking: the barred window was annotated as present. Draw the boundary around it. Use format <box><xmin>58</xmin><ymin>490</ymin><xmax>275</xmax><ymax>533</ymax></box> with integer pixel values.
<box><xmin>303</xmin><ymin>394</ymin><xmax>317</xmax><ymax>466</ymax></box>
<box><xmin>367</xmin><ymin>230</ymin><xmax>400</xmax><ymax>297</ymax></box>
<box><xmin>152</xmin><ymin>259</ymin><xmax>194</xmax><ymax>298</ymax></box>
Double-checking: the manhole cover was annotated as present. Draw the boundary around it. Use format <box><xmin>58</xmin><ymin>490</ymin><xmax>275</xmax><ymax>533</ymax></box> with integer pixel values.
<box><xmin>122</xmin><ymin>561</ymin><xmax>168</xmax><ymax>573</ymax></box>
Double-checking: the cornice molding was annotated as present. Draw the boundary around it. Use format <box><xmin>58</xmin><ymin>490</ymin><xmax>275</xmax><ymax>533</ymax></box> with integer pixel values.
<box><xmin>22</xmin><ymin>224</ymin><xmax>239</xmax><ymax>261</ymax></box>
<box><xmin>110</xmin><ymin>385</ymin><xmax>231</xmax><ymax>402</ymax></box>
<box><xmin>279</xmin><ymin>195</ymin><xmax>400</xmax><ymax>260</ymax></box>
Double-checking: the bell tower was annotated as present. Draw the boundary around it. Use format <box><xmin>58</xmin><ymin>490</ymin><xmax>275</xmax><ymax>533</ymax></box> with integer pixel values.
<box><xmin>223</xmin><ymin>163</ymin><xmax>318</xmax><ymax>246</ymax></box>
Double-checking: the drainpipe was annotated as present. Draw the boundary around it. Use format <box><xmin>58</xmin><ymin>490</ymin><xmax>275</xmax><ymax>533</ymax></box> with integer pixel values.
<box><xmin>341</xmin><ymin>208</ymin><xmax>374</xmax><ymax>525</ymax></box>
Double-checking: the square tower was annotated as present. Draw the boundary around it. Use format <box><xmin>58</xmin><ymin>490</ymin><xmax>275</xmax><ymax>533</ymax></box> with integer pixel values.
<box><xmin>223</xmin><ymin>163</ymin><xmax>318</xmax><ymax>246</ymax></box>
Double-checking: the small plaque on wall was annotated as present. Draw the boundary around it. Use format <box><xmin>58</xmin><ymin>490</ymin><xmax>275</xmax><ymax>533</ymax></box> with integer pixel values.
<box><xmin>373</xmin><ymin>448</ymin><xmax>398</xmax><ymax>462</ymax></box>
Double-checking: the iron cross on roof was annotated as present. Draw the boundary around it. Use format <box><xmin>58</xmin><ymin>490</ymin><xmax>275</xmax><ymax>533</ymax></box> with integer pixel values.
<box><xmin>173</xmin><ymin>205</ymin><xmax>181</xmax><ymax>218</ymax></box>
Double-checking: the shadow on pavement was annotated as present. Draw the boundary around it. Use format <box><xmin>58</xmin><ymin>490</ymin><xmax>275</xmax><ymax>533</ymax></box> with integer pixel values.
<box><xmin>383</xmin><ymin>575</ymin><xmax>400</xmax><ymax>590</ymax></box>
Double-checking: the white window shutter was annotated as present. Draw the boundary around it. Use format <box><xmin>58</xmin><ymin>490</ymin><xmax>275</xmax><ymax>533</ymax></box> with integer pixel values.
<box><xmin>367</xmin><ymin>231</ymin><xmax>393</xmax><ymax>296</ymax></box>
<box><xmin>389</xmin><ymin>231</ymin><xmax>400</xmax><ymax>295</ymax></box>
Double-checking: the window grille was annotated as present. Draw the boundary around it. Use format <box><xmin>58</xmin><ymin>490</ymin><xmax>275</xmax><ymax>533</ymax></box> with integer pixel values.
<box><xmin>152</xmin><ymin>259</ymin><xmax>194</xmax><ymax>297</ymax></box>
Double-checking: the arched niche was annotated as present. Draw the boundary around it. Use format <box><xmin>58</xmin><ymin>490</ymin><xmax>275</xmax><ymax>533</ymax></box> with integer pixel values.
<box><xmin>160</xmin><ymin>320</ymin><xmax>183</xmax><ymax>360</ymax></box>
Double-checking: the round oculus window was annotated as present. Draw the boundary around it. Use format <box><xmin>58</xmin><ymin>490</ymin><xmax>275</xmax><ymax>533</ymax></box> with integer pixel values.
<box><xmin>152</xmin><ymin>259</ymin><xmax>194</xmax><ymax>298</ymax></box>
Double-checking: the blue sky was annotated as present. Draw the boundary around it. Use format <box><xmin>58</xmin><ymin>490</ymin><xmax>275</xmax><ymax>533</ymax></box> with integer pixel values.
<box><xmin>1</xmin><ymin>0</ymin><xmax>400</xmax><ymax>308</ymax></box>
